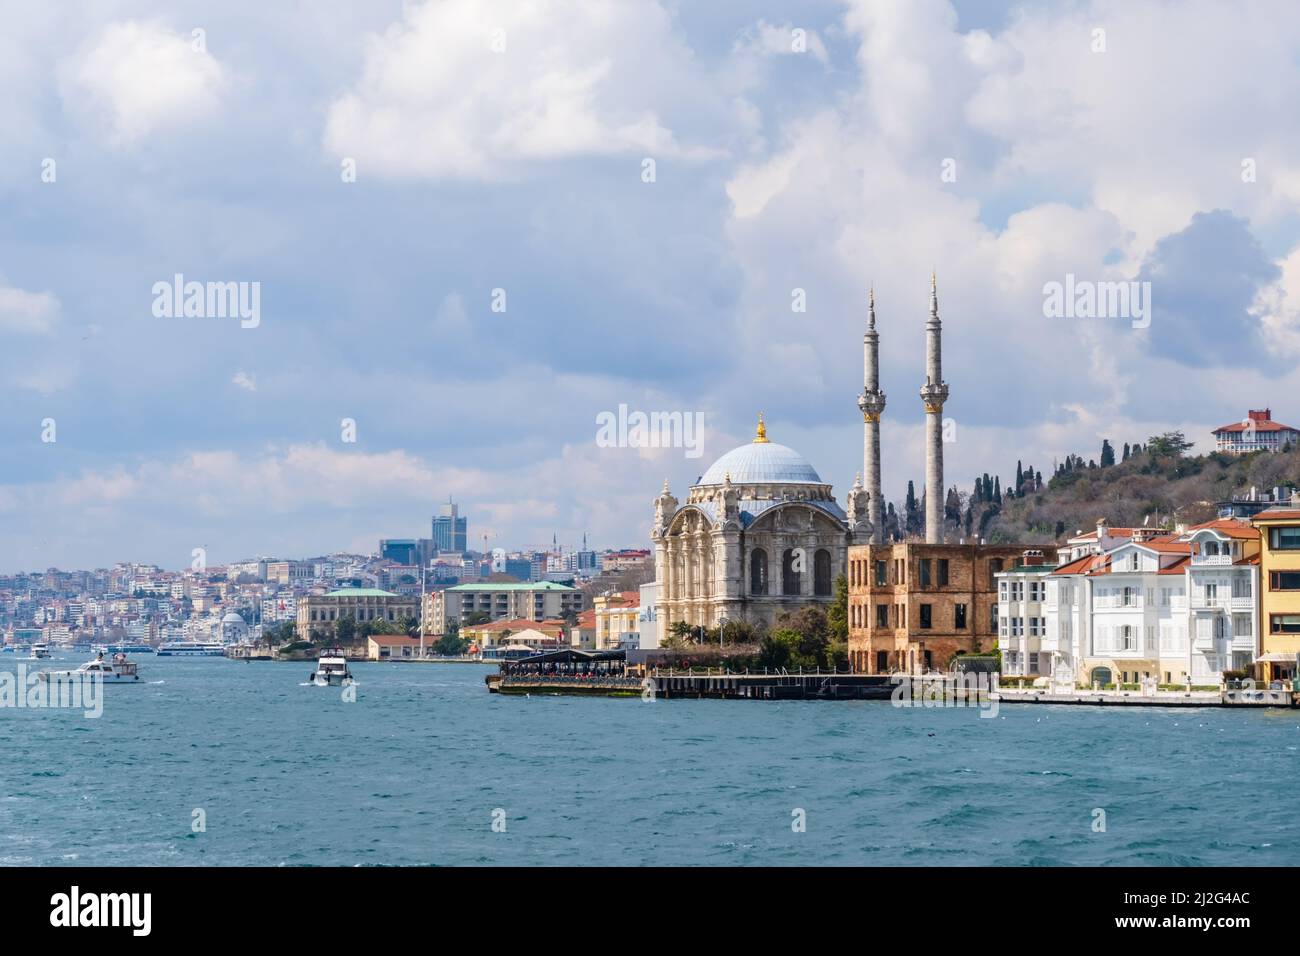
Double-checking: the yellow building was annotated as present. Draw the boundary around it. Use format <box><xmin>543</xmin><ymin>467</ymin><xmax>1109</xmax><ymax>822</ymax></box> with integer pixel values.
<box><xmin>593</xmin><ymin>591</ymin><xmax>640</xmax><ymax>650</ymax></box>
<box><xmin>1252</xmin><ymin>504</ymin><xmax>1300</xmax><ymax>682</ymax></box>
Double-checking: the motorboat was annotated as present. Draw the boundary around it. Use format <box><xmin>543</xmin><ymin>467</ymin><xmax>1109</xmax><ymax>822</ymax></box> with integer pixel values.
<box><xmin>310</xmin><ymin>650</ymin><xmax>353</xmax><ymax>686</ymax></box>
<box><xmin>39</xmin><ymin>652</ymin><xmax>141</xmax><ymax>684</ymax></box>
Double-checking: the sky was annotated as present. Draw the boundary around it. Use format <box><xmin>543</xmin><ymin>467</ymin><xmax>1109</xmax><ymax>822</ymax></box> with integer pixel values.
<box><xmin>2</xmin><ymin>0</ymin><xmax>1300</xmax><ymax>572</ymax></box>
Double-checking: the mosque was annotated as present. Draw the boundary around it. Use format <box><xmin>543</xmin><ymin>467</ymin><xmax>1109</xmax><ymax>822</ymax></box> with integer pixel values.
<box><xmin>651</xmin><ymin>277</ymin><xmax>952</xmax><ymax>629</ymax></box>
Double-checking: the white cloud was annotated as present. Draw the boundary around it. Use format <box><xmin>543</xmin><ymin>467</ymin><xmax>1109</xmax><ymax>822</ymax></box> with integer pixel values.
<box><xmin>59</xmin><ymin>21</ymin><xmax>226</xmax><ymax>147</ymax></box>
<box><xmin>1255</xmin><ymin>246</ymin><xmax>1300</xmax><ymax>358</ymax></box>
<box><xmin>0</xmin><ymin>283</ymin><xmax>59</xmax><ymax>334</ymax></box>
<box><xmin>324</xmin><ymin>0</ymin><xmax>720</xmax><ymax>180</ymax></box>
<box><xmin>232</xmin><ymin>370</ymin><xmax>257</xmax><ymax>392</ymax></box>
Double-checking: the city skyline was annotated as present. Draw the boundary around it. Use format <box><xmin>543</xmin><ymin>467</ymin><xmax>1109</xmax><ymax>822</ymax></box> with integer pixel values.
<box><xmin>4</xmin><ymin>0</ymin><xmax>1300</xmax><ymax>571</ymax></box>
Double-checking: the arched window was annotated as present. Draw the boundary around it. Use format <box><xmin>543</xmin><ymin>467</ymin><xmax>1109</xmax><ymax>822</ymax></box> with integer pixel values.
<box><xmin>814</xmin><ymin>549</ymin><xmax>832</xmax><ymax>596</ymax></box>
<box><xmin>750</xmin><ymin>548</ymin><xmax>768</xmax><ymax>595</ymax></box>
<box><xmin>782</xmin><ymin>549</ymin><xmax>801</xmax><ymax>595</ymax></box>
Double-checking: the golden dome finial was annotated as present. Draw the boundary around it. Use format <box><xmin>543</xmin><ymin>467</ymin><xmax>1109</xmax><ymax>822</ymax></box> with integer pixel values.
<box><xmin>754</xmin><ymin>412</ymin><xmax>770</xmax><ymax>443</ymax></box>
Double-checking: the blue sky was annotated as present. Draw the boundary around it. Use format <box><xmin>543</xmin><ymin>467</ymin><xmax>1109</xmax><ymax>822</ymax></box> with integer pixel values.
<box><xmin>3</xmin><ymin>0</ymin><xmax>1300</xmax><ymax>572</ymax></box>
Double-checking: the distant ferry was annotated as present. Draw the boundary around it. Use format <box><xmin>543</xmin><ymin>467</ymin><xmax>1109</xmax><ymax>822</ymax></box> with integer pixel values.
<box><xmin>156</xmin><ymin>641</ymin><xmax>226</xmax><ymax>657</ymax></box>
<box><xmin>94</xmin><ymin>642</ymin><xmax>154</xmax><ymax>654</ymax></box>
<box><xmin>29</xmin><ymin>643</ymin><xmax>51</xmax><ymax>660</ymax></box>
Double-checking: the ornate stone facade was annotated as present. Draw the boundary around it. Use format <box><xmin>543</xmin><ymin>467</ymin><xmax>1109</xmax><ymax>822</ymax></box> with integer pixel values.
<box><xmin>652</xmin><ymin>417</ymin><xmax>868</xmax><ymax>629</ymax></box>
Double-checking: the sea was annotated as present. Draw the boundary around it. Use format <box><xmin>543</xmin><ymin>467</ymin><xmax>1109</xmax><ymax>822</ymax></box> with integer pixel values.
<box><xmin>1</xmin><ymin>653</ymin><xmax>1296</xmax><ymax>866</ymax></box>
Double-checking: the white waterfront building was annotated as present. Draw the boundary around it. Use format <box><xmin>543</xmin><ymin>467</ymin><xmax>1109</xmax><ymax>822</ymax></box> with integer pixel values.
<box><xmin>999</xmin><ymin>519</ymin><xmax>1260</xmax><ymax>687</ymax></box>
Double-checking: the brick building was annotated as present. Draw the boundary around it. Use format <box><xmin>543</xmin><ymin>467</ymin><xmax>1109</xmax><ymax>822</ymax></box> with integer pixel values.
<box><xmin>847</xmin><ymin>542</ymin><xmax>1058</xmax><ymax>674</ymax></box>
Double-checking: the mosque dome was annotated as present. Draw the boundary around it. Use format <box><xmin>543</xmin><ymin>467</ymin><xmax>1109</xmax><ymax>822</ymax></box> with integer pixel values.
<box><xmin>697</xmin><ymin>415</ymin><xmax>824</xmax><ymax>486</ymax></box>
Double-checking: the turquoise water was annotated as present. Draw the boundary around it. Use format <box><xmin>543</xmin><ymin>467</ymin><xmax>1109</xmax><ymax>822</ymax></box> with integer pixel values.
<box><xmin>1</xmin><ymin>655</ymin><xmax>1296</xmax><ymax>866</ymax></box>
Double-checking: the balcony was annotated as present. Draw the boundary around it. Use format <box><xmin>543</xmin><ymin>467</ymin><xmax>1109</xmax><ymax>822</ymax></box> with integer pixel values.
<box><xmin>1191</xmin><ymin>554</ymin><xmax>1232</xmax><ymax>567</ymax></box>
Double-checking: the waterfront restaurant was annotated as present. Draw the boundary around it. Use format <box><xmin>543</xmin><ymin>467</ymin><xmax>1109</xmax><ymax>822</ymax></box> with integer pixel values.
<box><xmin>502</xmin><ymin>649</ymin><xmax>628</xmax><ymax>680</ymax></box>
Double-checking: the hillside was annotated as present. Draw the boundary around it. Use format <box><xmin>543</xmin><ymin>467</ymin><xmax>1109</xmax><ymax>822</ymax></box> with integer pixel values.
<box><xmin>951</xmin><ymin>440</ymin><xmax>1300</xmax><ymax>546</ymax></box>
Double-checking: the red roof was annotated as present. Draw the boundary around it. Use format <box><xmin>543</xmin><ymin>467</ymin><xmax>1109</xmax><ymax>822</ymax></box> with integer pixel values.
<box><xmin>1053</xmin><ymin>554</ymin><xmax>1110</xmax><ymax>576</ymax></box>
<box><xmin>1185</xmin><ymin>518</ymin><xmax>1258</xmax><ymax>540</ymax></box>
<box><xmin>1135</xmin><ymin>539</ymin><xmax>1192</xmax><ymax>554</ymax></box>
<box><xmin>466</xmin><ymin>617</ymin><xmax>566</xmax><ymax>632</ymax></box>
<box><xmin>1214</xmin><ymin>409</ymin><xmax>1299</xmax><ymax>434</ymax></box>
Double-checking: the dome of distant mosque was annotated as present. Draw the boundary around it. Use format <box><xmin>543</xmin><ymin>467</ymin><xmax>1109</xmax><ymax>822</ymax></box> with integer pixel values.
<box><xmin>696</xmin><ymin>415</ymin><xmax>824</xmax><ymax>486</ymax></box>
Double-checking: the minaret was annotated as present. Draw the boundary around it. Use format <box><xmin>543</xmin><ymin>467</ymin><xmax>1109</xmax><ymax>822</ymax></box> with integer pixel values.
<box><xmin>857</xmin><ymin>287</ymin><xmax>886</xmax><ymax>544</ymax></box>
<box><xmin>920</xmin><ymin>273</ymin><xmax>949</xmax><ymax>544</ymax></box>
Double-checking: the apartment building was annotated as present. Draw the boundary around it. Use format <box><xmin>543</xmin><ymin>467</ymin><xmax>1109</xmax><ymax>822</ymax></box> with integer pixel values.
<box><xmin>1252</xmin><ymin>503</ymin><xmax>1300</xmax><ymax>682</ymax></box>
<box><xmin>425</xmin><ymin>582</ymin><xmax>584</xmax><ymax>635</ymax></box>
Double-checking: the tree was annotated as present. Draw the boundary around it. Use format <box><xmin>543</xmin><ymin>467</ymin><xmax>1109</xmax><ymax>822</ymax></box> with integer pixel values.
<box><xmin>826</xmin><ymin>575</ymin><xmax>849</xmax><ymax>644</ymax></box>
<box><xmin>993</xmin><ymin>476</ymin><xmax>1002</xmax><ymax>506</ymax></box>
<box><xmin>1100</xmin><ymin>439</ymin><xmax>1116</xmax><ymax>467</ymax></box>
<box><xmin>1146</xmin><ymin>431</ymin><xmax>1194</xmax><ymax>459</ymax></box>
<box><xmin>1122</xmin><ymin>442</ymin><xmax>1131</xmax><ymax>462</ymax></box>
<box><xmin>334</xmin><ymin>614</ymin><xmax>356</xmax><ymax>644</ymax></box>
<box><xmin>904</xmin><ymin>481</ymin><xmax>920</xmax><ymax>537</ymax></box>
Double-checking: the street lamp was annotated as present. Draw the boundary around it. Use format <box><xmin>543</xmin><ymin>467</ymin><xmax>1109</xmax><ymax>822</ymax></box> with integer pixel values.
<box><xmin>718</xmin><ymin>615</ymin><xmax>729</xmax><ymax>650</ymax></box>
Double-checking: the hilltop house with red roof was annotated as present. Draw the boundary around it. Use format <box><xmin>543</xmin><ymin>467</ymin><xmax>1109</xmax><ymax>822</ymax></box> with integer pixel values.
<box><xmin>1213</xmin><ymin>408</ymin><xmax>1300</xmax><ymax>454</ymax></box>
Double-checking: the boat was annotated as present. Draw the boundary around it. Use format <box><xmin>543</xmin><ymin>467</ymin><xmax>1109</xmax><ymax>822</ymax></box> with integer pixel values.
<box><xmin>156</xmin><ymin>641</ymin><xmax>226</xmax><ymax>657</ymax></box>
<box><xmin>1</xmin><ymin>645</ymin><xmax>14</xmax><ymax>654</ymax></box>
<box><xmin>29</xmin><ymin>643</ymin><xmax>51</xmax><ymax>660</ymax></box>
<box><xmin>38</xmin><ymin>652</ymin><xmax>141</xmax><ymax>684</ymax></box>
<box><xmin>310</xmin><ymin>650</ymin><xmax>353</xmax><ymax>686</ymax></box>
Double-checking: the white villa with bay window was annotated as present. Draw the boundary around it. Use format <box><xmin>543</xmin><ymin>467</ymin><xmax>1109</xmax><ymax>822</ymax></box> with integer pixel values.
<box><xmin>998</xmin><ymin>519</ymin><xmax>1259</xmax><ymax>687</ymax></box>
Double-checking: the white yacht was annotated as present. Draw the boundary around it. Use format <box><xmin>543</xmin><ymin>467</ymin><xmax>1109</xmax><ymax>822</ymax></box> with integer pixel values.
<box><xmin>310</xmin><ymin>650</ymin><xmax>353</xmax><ymax>686</ymax></box>
<box><xmin>39</xmin><ymin>653</ymin><xmax>141</xmax><ymax>684</ymax></box>
<box><xmin>29</xmin><ymin>643</ymin><xmax>51</xmax><ymax>660</ymax></box>
<box><xmin>156</xmin><ymin>641</ymin><xmax>226</xmax><ymax>657</ymax></box>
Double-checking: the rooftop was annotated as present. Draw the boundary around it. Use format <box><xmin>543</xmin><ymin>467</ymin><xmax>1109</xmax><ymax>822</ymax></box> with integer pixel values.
<box><xmin>447</xmin><ymin>582</ymin><xmax>577</xmax><ymax>592</ymax></box>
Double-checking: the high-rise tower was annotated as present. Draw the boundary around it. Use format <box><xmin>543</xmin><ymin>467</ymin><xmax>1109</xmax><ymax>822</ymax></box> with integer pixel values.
<box><xmin>857</xmin><ymin>288</ymin><xmax>886</xmax><ymax>544</ymax></box>
<box><xmin>920</xmin><ymin>274</ymin><xmax>949</xmax><ymax>544</ymax></box>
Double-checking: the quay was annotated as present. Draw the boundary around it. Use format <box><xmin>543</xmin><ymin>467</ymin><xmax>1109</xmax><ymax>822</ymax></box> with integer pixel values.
<box><xmin>997</xmin><ymin>685</ymin><xmax>1295</xmax><ymax>708</ymax></box>
<box><xmin>486</xmin><ymin>649</ymin><xmax>1299</xmax><ymax>707</ymax></box>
